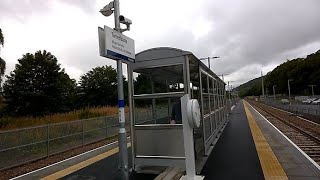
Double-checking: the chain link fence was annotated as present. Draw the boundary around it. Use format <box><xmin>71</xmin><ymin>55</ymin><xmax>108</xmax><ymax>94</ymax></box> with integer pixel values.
<box><xmin>262</xmin><ymin>98</ymin><xmax>320</xmax><ymax>118</ymax></box>
<box><xmin>0</xmin><ymin>107</ymin><xmax>171</xmax><ymax>171</ymax></box>
<box><xmin>0</xmin><ymin>114</ymin><xmax>129</xmax><ymax>171</ymax></box>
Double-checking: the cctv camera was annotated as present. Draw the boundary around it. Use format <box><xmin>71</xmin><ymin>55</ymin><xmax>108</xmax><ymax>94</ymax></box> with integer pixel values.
<box><xmin>119</xmin><ymin>15</ymin><xmax>132</xmax><ymax>25</ymax></box>
<box><xmin>100</xmin><ymin>1</ymin><xmax>114</xmax><ymax>17</ymax></box>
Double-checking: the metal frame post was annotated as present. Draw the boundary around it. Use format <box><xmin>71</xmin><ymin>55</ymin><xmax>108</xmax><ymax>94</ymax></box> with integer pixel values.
<box><xmin>113</xmin><ymin>0</ymin><xmax>129</xmax><ymax>177</ymax></box>
<box><xmin>180</xmin><ymin>94</ymin><xmax>204</xmax><ymax>180</ymax></box>
<box><xmin>47</xmin><ymin>124</ymin><xmax>49</xmax><ymax>157</ymax></box>
<box><xmin>105</xmin><ymin>116</ymin><xmax>108</xmax><ymax>137</ymax></box>
<box><xmin>82</xmin><ymin>120</ymin><xmax>84</xmax><ymax>146</ymax></box>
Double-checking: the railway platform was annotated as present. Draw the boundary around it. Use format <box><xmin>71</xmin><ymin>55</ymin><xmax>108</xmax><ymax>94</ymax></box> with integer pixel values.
<box><xmin>12</xmin><ymin>100</ymin><xmax>320</xmax><ymax>180</ymax></box>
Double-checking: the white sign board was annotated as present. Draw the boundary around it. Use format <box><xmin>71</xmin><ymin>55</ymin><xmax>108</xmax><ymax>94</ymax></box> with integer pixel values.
<box><xmin>98</xmin><ymin>25</ymin><xmax>135</xmax><ymax>63</ymax></box>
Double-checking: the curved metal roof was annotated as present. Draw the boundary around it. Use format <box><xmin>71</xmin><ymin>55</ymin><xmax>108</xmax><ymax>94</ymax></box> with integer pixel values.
<box><xmin>133</xmin><ymin>47</ymin><xmax>225</xmax><ymax>84</ymax></box>
<box><xmin>136</xmin><ymin>47</ymin><xmax>192</xmax><ymax>62</ymax></box>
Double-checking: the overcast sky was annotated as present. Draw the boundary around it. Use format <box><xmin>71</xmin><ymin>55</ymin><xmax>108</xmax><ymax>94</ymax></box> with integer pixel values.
<box><xmin>1</xmin><ymin>0</ymin><xmax>320</xmax><ymax>87</ymax></box>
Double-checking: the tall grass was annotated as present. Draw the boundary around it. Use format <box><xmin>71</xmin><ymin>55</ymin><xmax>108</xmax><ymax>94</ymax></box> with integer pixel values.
<box><xmin>0</xmin><ymin>106</ymin><xmax>128</xmax><ymax>131</ymax></box>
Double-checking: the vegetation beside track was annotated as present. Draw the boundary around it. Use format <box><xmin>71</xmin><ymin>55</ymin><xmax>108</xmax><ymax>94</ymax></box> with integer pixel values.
<box><xmin>0</xmin><ymin>106</ymin><xmax>128</xmax><ymax>130</ymax></box>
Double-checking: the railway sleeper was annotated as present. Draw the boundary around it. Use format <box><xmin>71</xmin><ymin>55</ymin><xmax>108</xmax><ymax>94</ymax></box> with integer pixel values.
<box><xmin>304</xmin><ymin>150</ymin><xmax>320</xmax><ymax>157</ymax></box>
<box><xmin>306</xmin><ymin>153</ymin><xmax>320</xmax><ymax>157</ymax></box>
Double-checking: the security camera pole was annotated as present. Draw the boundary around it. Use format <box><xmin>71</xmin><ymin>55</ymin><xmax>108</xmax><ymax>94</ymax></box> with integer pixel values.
<box><xmin>99</xmin><ymin>0</ymin><xmax>130</xmax><ymax>178</ymax></box>
<box><xmin>114</xmin><ymin>0</ymin><xmax>129</xmax><ymax>177</ymax></box>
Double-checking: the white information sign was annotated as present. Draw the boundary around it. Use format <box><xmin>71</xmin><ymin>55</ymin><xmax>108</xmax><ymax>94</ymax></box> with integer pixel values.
<box><xmin>98</xmin><ymin>25</ymin><xmax>135</xmax><ymax>63</ymax></box>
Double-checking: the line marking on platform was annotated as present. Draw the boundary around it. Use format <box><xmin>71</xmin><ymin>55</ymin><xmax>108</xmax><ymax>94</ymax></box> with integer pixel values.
<box><xmin>10</xmin><ymin>141</ymin><xmax>119</xmax><ymax>180</ymax></box>
<box><xmin>246</xmin><ymin>101</ymin><xmax>320</xmax><ymax>171</ymax></box>
<box><xmin>40</xmin><ymin>143</ymin><xmax>131</xmax><ymax>180</ymax></box>
<box><xmin>243</xmin><ymin>101</ymin><xmax>288</xmax><ymax>180</ymax></box>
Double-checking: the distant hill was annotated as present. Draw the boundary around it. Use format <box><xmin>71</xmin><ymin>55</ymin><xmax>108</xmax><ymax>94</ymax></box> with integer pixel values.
<box><xmin>235</xmin><ymin>76</ymin><xmax>263</xmax><ymax>97</ymax></box>
<box><xmin>236</xmin><ymin>49</ymin><xmax>320</xmax><ymax>97</ymax></box>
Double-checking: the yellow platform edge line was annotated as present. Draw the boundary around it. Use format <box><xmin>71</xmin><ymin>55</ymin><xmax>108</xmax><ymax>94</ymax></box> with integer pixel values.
<box><xmin>41</xmin><ymin>143</ymin><xmax>131</xmax><ymax>180</ymax></box>
<box><xmin>243</xmin><ymin>101</ymin><xmax>288</xmax><ymax>180</ymax></box>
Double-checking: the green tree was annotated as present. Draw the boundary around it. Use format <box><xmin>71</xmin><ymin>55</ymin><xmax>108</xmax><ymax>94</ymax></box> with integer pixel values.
<box><xmin>78</xmin><ymin>65</ymin><xmax>121</xmax><ymax>107</ymax></box>
<box><xmin>3</xmin><ymin>50</ymin><xmax>76</xmax><ymax>116</ymax></box>
<box><xmin>238</xmin><ymin>49</ymin><xmax>320</xmax><ymax>97</ymax></box>
<box><xmin>0</xmin><ymin>28</ymin><xmax>5</xmax><ymax>88</ymax></box>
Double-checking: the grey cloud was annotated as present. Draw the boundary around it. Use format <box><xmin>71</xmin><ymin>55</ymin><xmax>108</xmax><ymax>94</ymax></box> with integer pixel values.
<box><xmin>0</xmin><ymin>0</ymin><xmax>96</xmax><ymax>21</ymax></box>
<box><xmin>188</xmin><ymin>0</ymin><xmax>320</xmax><ymax>84</ymax></box>
<box><xmin>3</xmin><ymin>0</ymin><xmax>320</xmax><ymax>86</ymax></box>
<box><xmin>51</xmin><ymin>0</ymin><xmax>320</xmax><ymax>85</ymax></box>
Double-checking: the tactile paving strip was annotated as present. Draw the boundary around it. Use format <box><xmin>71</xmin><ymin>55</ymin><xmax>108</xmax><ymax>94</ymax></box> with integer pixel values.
<box><xmin>243</xmin><ymin>101</ymin><xmax>288</xmax><ymax>180</ymax></box>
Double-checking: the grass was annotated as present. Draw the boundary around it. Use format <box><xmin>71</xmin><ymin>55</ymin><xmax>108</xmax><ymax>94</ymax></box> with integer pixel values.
<box><xmin>0</xmin><ymin>106</ymin><xmax>128</xmax><ymax>131</ymax></box>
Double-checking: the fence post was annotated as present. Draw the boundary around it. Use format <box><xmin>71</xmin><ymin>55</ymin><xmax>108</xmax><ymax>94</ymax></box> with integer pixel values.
<box><xmin>47</xmin><ymin>124</ymin><xmax>49</xmax><ymax>157</ymax></box>
<box><xmin>318</xmin><ymin>105</ymin><xmax>320</xmax><ymax>120</ymax></box>
<box><xmin>82</xmin><ymin>120</ymin><xmax>84</xmax><ymax>146</ymax></box>
<box><xmin>105</xmin><ymin>116</ymin><xmax>108</xmax><ymax>138</ymax></box>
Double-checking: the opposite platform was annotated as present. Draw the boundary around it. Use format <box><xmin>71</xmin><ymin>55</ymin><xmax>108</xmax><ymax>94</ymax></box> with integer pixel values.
<box><xmin>245</xmin><ymin>100</ymin><xmax>320</xmax><ymax>180</ymax></box>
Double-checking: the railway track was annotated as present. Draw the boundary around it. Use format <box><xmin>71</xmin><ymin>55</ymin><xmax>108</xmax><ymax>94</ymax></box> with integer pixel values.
<box><xmin>248</xmin><ymin>100</ymin><xmax>320</xmax><ymax>165</ymax></box>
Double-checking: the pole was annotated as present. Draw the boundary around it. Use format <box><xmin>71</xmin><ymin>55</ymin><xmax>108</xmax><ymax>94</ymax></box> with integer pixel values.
<box><xmin>273</xmin><ymin>85</ymin><xmax>276</xmax><ymax>100</ymax></box>
<box><xmin>228</xmin><ymin>81</ymin><xmax>230</xmax><ymax>100</ymax></box>
<box><xmin>208</xmin><ymin>57</ymin><xmax>210</xmax><ymax>69</ymax></box>
<box><xmin>261</xmin><ymin>71</ymin><xmax>265</xmax><ymax>98</ymax></box>
<box><xmin>288</xmin><ymin>80</ymin><xmax>291</xmax><ymax>100</ymax></box>
<box><xmin>114</xmin><ymin>0</ymin><xmax>129</xmax><ymax>177</ymax></box>
<box><xmin>309</xmin><ymin>85</ymin><xmax>316</xmax><ymax>97</ymax></box>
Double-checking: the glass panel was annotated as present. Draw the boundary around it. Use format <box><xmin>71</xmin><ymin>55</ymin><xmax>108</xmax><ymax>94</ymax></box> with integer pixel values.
<box><xmin>211</xmin><ymin>113</ymin><xmax>216</xmax><ymax>131</ymax></box>
<box><xmin>169</xmin><ymin>98</ymin><xmax>182</xmax><ymax>124</ymax></box>
<box><xmin>209</xmin><ymin>78</ymin><xmax>213</xmax><ymax>94</ymax></box>
<box><xmin>201</xmin><ymin>73</ymin><xmax>208</xmax><ymax>93</ymax></box>
<box><xmin>134</xmin><ymin>98</ymin><xmax>180</xmax><ymax>125</ymax></box>
<box><xmin>213</xmin><ymin>79</ymin><xmax>217</xmax><ymax>95</ymax></box>
<box><xmin>133</xmin><ymin>65</ymin><xmax>184</xmax><ymax>95</ymax></box>
<box><xmin>204</xmin><ymin>116</ymin><xmax>211</xmax><ymax>141</ymax></box>
<box><xmin>210</xmin><ymin>95</ymin><xmax>215</xmax><ymax>112</ymax></box>
<box><xmin>134</xmin><ymin>99</ymin><xmax>153</xmax><ymax>125</ymax></box>
<box><xmin>203</xmin><ymin>94</ymin><xmax>210</xmax><ymax>115</ymax></box>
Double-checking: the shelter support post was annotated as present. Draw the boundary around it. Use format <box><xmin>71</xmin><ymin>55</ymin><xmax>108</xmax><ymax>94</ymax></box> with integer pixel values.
<box><xmin>180</xmin><ymin>94</ymin><xmax>204</xmax><ymax>180</ymax></box>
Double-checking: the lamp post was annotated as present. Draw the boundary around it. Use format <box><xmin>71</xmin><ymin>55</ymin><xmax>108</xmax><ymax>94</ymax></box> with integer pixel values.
<box><xmin>199</xmin><ymin>56</ymin><xmax>220</xmax><ymax>70</ymax></box>
<box><xmin>273</xmin><ymin>85</ymin><xmax>277</xmax><ymax>100</ymax></box>
<box><xmin>217</xmin><ymin>73</ymin><xmax>229</xmax><ymax>82</ymax></box>
<box><xmin>228</xmin><ymin>81</ymin><xmax>234</xmax><ymax>101</ymax></box>
<box><xmin>288</xmin><ymin>79</ymin><xmax>293</xmax><ymax>100</ymax></box>
<box><xmin>308</xmin><ymin>85</ymin><xmax>317</xmax><ymax>97</ymax></box>
<box><xmin>261</xmin><ymin>71</ymin><xmax>265</xmax><ymax>99</ymax></box>
<box><xmin>230</xmin><ymin>85</ymin><xmax>233</xmax><ymax>99</ymax></box>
